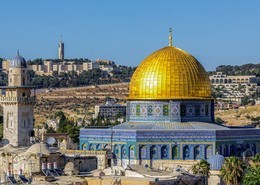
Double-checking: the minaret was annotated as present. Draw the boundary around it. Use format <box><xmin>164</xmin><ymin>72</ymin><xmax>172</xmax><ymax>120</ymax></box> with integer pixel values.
<box><xmin>0</xmin><ymin>52</ymin><xmax>35</xmax><ymax>146</ymax></box>
<box><xmin>58</xmin><ymin>36</ymin><xmax>64</xmax><ymax>60</ymax></box>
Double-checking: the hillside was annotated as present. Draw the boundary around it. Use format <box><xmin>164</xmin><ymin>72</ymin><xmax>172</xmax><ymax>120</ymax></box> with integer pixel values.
<box><xmin>34</xmin><ymin>83</ymin><xmax>129</xmax><ymax>126</ymax></box>
<box><xmin>215</xmin><ymin>105</ymin><xmax>260</xmax><ymax>126</ymax></box>
<box><xmin>33</xmin><ymin>83</ymin><xmax>260</xmax><ymax>127</ymax></box>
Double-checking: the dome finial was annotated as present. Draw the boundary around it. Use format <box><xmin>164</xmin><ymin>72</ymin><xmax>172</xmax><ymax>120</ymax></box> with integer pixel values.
<box><xmin>169</xmin><ymin>28</ymin><xmax>172</xmax><ymax>46</ymax></box>
<box><xmin>17</xmin><ymin>49</ymin><xmax>20</xmax><ymax>55</ymax></box>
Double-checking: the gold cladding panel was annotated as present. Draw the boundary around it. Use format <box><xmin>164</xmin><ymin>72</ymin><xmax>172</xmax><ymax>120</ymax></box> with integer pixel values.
<box><xmin>129</xmin><ymin>46</ymin><xmax>211</xmax><ymax>100</ymax></box>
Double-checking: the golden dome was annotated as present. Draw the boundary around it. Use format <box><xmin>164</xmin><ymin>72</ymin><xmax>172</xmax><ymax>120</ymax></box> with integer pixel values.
<box><xmin>129</xmin><ymin>46</ymin><xmax>211</xmax><ymax>100</ymax></box>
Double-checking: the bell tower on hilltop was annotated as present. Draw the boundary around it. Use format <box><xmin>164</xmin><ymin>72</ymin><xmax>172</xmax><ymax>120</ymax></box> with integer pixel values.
<box><xmin>0</xmin><ymin>52</ymin><xmax>35</xmax><ymax>146</ymax></box>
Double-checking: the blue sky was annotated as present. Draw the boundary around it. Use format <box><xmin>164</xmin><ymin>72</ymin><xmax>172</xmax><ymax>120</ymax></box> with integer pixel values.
<box><xmin>0</xmin><ymin>0</ymin><xmax>260</xmax><ymax>71</ymax></box>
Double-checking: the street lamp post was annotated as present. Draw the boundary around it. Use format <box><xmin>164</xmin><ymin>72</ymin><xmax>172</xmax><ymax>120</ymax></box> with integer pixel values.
<box><xmin>110</xmin><ymin>127</ymin><xmax>114</xmax><ymax>174</ymax></box>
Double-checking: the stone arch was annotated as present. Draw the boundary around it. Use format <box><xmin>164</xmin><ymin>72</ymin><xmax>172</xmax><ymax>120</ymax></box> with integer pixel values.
<box><xmin>220</xmin><ymin>79</ymin><xmax>224</xmax><ymax>84</ymax></box>
<box><xmin>172</xmin><ymin>145</ymin><xmax>178</xmax><ymax>159</ymax></box>
<box><xmin>228</xmin><ymin>79</ymin><xmax>232</xmax><ymax>83</ymax></box>
<box><xmin>194</xmin><ymin>145</ymin><xmax>200</xmax><ymax>160</ymax></box>
<box><xmin>183</xmin><ymin>145</ymin><xmax>190</xmax><ymax>160</ymax></box>
<box><xmin>211</xmin><ymin>79</ymin><xmax>215</xmax><ymax>83</ymax></box>
<box><xmin>216</xmin><ymin>79</ymin><xmax>219</xmax><ymax>83</ymax></box>
<box><xmin>161</xmin><ymin>145</ymin><xmax>168</xmax><ymax>159</ymax></box>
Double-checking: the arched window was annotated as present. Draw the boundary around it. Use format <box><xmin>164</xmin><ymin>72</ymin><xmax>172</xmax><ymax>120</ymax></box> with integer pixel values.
<box><xmin>22</xmin><ymin>77</ymin><xmax>26</xmax><ymax>86</ymax></box>
<box><xmin>89</xmin><ymin>144</ymin><xmax>95</xmax><ymax>150</ymax></box>
<box><xmin>150</xmin><ymin>145</ymin><xmax>157</xmax><ymax>160</ymax></box>
<box><xmin>224</xmin><ymin>79</ymin><xmax>227</xmax><ymax>83</ymax></box>
<box><xmin>139</xmin><ymin>145</ymin><xmax>147</xmax><ymax>160</ymax></box>
<box><xmin>183</xmin><ymin>146</ymin><xmax>189</xmax><ymax>160</ymax></box>
<box><xmin>114</xmin><ymin>144</ymin><xmax>120</xmax><ymax>156</ymax></box>
<box><xmin>82</xmin><ymin>143</ymin><xmax>87</xmax><ymax>150</ymax></box>
<box><xmin>129</xmin><ymin>145</ymin><xmax>134</xmax><ymax>159</ymax></box>
<box><xmin>96</xmin><ymin>144</ymin><xmax>102</xmax><ymax>150</ymax></box>
<box><xmin>205</xmin><ymin>145</ymin><xmax>213</xmax><ymax>159</ymax></box>
<box><xmin>172</xmin><ymin>146</ymin><xmax>178</xmax><ymax>159</ymax></box>
<box><xmin>222</xmin><ymin>145</ymin><xmax>228</xmax><ymax>157</ymax></box>
<box><xmin>161</xmin><ymin>145</ymin><xmax>168</xmax><ymax>159</ymax></box>
<box><xmin>121</xmin><ymin>145</ymin><xmax>127</xmax><ymax>159</ymax></box>
<box><xmin>194</xmin><ymin>145</ymin><xmax>200</xmax><ymax>160</ymax></box>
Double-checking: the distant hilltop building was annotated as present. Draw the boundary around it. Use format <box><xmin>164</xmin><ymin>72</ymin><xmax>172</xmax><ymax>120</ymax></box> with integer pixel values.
<box><xmin>58</xmin><ymin>36</ymin><xmax>64</xmax><ymax>60</ymax></box>
<box><xmin>210</xmin><ymin>72</ymin><xmax>259</xmax><ymax>102</ymax></box>
<box><xmin>210</xmin><ymin>72</ymin><xmax>257</xmax><ymax>87</ymax></box>
<box><xmin>2</xmin><ymin>59</ymin><xmax>116</xmax><ymax>76</ymax></box>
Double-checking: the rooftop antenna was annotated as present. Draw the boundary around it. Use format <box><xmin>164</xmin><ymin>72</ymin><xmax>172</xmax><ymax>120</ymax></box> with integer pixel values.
<box><xmin>168</xmin><ymin>28</ymin><xmax>173</xmax><ymax>46</ymax></box>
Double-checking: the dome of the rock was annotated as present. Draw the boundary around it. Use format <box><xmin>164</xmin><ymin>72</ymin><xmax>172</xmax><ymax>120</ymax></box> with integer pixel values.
<box><xmin>129</xmin><ymin>46</ymin><xmax>211</xmax><ymax>100</ymax></box>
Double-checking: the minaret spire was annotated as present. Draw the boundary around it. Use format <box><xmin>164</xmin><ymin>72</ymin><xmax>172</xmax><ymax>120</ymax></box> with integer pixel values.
<box><xmin>168</xmin><ymin>28</ymin><xmax>172</xmax><ymax>47</ymax></box>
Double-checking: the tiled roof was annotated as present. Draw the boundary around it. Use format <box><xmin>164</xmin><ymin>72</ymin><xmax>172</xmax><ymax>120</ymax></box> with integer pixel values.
<box><xmin>112</xmin><ymin>121</ymin><xmax>230</xmax><ymax>130</ymax></box>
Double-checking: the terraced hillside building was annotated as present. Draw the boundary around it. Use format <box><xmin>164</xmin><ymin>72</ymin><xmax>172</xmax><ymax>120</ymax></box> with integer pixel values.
<box><xmin>80</xmin><ymin>30</ymin><xmax>260</xmax><ymax>169</ymax></box>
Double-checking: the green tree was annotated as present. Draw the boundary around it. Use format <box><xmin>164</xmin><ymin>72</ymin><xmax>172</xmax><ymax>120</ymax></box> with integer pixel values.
<box><xmin>215</xmin><ymin>117</ymin><xmax>224</xmax><ymax>124</ymax></box>
<box><xmin>190</xmin><ymin>159</ymin><xmax>211</xmax><ymax>177</ymax></box>
<box><xmin>220</xmin><ymin>156</ymin><xmax>246</xmax><ymax>185</ymax></box>
<box><xmin>53</xmin><ymin>111</ymin><xmax>80</xmax><ymax>143</ymax></box>
<box><xmin>243</xmin><ymin>154</ymin><xmax>260</xmax><ymax>185</ymax></box>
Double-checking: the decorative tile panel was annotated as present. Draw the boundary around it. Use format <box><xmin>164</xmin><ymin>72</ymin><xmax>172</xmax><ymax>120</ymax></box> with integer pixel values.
<box><xmin>136</xmin><ymin>105</ymin><xmax>140</xmax><ymax>116</ymax></box>
<box><xmin>186</xmin><ymin>105</ymin><xmax>195</xmax><ymax>116</ymax></box>
<box><xmin>200</xmin><ymin>104</ymin><xmax>205</xmax><ymax>116</ymax></box>
<box><xmin>148</xmin><ymin>105</ymin><xmax>153</xmax><ymax>116</ymax></box>
<box><xmin>140</xmin><ymin>105</ymin><xmax>147</xmax><ymax>116</ymax></box>
<box><xmin>163</xmin><ymin>105</ymin><xmax>169</xmax><ymax>116</ymax></box>
<box><xmin>171</xmin><ymin>104</ymin><xmax>180</xmax><ymax>116</ymax></box>
<box><xmin>154</xmin><ymin>105</ymin><xmax>163</xmax><ymax>116</ymax></box>
<box><xmin>130</xmin><ymin>105</ymin><xmax>136</xmax><ymax>116</ymax></box>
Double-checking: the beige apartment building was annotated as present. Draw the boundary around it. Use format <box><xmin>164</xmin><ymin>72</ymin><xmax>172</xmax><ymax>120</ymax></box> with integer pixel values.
<box><xmin>2</xmin><ymin>60</ymin><xmax>115</xmax><ymax>75</ymax></box>
<box><xmin>210</xmin><ymin>72</ymin><xmax>257</xmax><ymax>87</ymax></box>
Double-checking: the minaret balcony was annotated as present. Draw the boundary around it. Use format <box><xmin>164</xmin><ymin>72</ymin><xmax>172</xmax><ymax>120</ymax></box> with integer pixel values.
<box><xmin>0</xmin><ymin>96</ymin><xmax>36</xmax><ymax>103</ymax></box>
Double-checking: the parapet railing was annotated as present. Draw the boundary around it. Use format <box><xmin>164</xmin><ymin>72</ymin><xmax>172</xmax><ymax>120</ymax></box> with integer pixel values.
<box><xmin>0</xmin><ymin>96</ymin><xmax>36</xmax><ymax>103</ymax></box>
<box><xmin>59</xmin><ymin>149</ymin><xmax>107</xmax><ymax>156</ymax></box>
